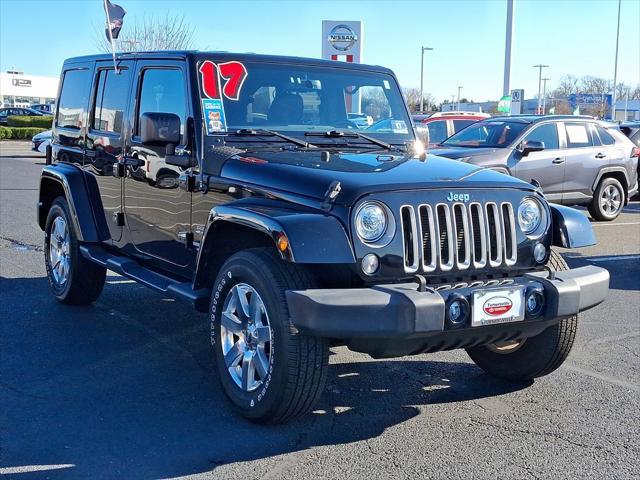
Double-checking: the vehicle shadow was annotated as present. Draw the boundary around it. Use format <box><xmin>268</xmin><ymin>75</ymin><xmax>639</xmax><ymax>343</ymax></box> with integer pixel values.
<box><xmin>562</xmin><ymin>252</ymin><xmax>640</xmax><ymax>291</ymax></box>
<box><xmin>1</xmin><ymin>275</ymin><xmax>530</xmax><ymax>479</ymax></box>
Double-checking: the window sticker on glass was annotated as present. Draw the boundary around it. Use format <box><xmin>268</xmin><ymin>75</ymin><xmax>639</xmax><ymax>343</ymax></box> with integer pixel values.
<box><xmin>198</xmin><ymin>60</ymin><xmax>248</xmax><ymax>100</ymax></box>
<box><xmin>202</xmin><ymin>98</ymin><xmax>227</xmax><ymax>134</ymax></box>
<box><xmin>566</xmin><ymin>125</ymin><xmax>589</xmax><ymax>144</ymax></box>
<box><xmin>392</xmin><ymin>120</ymin><xmax>408</xmax><ymax>133</ymax></box>
<box><xmin>383</xmin><ymin>79</ymin><xmax>390</xmax><ymax>90</ymax></box>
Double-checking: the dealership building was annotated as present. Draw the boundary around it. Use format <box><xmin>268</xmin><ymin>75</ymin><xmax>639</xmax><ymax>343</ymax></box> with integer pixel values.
<box><xmin>0</xmin><ymin>71</ymin><xmax>59</xmax><ymax>108</ymax></box>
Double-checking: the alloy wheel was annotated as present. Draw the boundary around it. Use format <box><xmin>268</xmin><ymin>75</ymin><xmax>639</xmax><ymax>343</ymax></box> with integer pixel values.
<box><xmin>49</xmin><ymin>215</ymin><xmax>70</xmax><ymax>285</ymax></box>
<box><xmin>220</xmin><ymin>283</ymin><xmax>272</xmax><ymax>392</ymax></box>
<box><xmin>600</xmin><ymin>184</ymin><xmax>622</xmax><ymax>216</ymax></box>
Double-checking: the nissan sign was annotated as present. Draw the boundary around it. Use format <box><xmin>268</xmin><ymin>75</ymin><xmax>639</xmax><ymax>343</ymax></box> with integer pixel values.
<box><xmin>322</xmin><ymin>20</ymin><xmax>363</xmax><ymax>63</ymax></box>
<box><xmin>328</xmin><ymin>24</ymin><xmax>357</xmax><ymax>51</ymax></box>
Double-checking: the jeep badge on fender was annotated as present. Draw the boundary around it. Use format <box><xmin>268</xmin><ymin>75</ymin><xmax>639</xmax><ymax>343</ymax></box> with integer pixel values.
<box><xmin>37</xmin><ymin>50</ymin><xmax>609</xmax><ymax>424</ymax></box>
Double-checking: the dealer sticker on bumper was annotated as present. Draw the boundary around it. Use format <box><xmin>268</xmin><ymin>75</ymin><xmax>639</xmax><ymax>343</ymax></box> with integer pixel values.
<box><xmin>472</xmin><ymin>287</ymin><xmax>525</xmax><ymax>327</ymax></box>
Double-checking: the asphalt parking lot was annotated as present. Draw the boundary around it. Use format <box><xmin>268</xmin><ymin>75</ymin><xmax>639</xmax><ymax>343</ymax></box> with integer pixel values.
<box><xmin>1</xmin><ymin>141</ymin><xmax>638</xmax><ymax>480</ymax></box>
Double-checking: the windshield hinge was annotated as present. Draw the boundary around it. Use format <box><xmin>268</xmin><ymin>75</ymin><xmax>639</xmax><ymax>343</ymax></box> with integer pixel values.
<box><xmin>321</xmin><ymin>181</ymin><xmax>342</xmax><ymax>211</ymax></box>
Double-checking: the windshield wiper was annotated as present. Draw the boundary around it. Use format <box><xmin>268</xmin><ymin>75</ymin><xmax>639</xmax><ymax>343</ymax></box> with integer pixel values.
<box><xmin>305</xmin><ymin>130</ymin><xmax>392</xmax><ymax>151</ymax></box>
<box><xmin>230</xmin><ymin>128</ymin><xmax>316</xmax><ymax>149</ymax></box>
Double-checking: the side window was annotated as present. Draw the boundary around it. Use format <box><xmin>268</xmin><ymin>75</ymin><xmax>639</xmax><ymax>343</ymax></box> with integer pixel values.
<box><xmin>137</xmin><ymin>68</ymin><xmax>186</xmax><ymax>139</ymax></box>
<box><xmin>594</xmin><ymin>125</ymin><xmax>615</xmax><ymax>146</ymax></box>
<box><xmin>452</xmin><ymin>119</ymin><xmax>475</xmax><ymax>133</ymax></box>
<box><xmin>56</xmin><ymin>69</ymin><xmax>91</xmax><ymax>129</ymax></box>
<box><xmin>564</xmin><ymin>122</ymin><xmax>593</xmax><ymax>148</ymax></box>
<box><xmin>427</xmin><ymin>120</ymin><xmax>448</xmax><ymax>143</ymax></box>
<box><xmin>92</xmin><ymin>68</ymin><xmax>130</xmax><ymax>133</ymax></box>
<box><xmin>523</xmin><ymin>123</ymin><xmax>559</xmax><ymax>150</ymax></box>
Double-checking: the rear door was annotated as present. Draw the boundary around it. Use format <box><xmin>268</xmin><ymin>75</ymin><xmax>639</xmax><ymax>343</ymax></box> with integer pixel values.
<box><xmin>425</xmin><ymin>119</ymin><xmax>448</xmax><ymax>145</ymax></box>
<box><xmin>513</xmin><ymin>122</ymin><xmax>565</xmax><ymax>201</ymax></box>
<box><xmin>560</xmin><ymin>122</ymin><xmax>605</xmax><ymax>203</ymax></box>
<box><xmin>84</xmin><ymin>61</ymin><xmax>134</xmax><ymax>244</ymax></box>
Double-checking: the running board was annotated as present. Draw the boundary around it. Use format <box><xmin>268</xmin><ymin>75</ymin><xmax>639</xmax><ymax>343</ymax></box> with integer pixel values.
<box><xmin>80</xmin><ymin>245</ymin><xmax>210</xmax><ymax>312</ymax></box>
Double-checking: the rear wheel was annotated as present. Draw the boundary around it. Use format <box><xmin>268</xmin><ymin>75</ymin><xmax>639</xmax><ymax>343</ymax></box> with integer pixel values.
<box><xmin>466</xmin><ymin>250</ymin><xmax>577</xmax><ymax>381</ymax></box>
<box><xmin>588</xmin><ymin>177</ymin><xmax>624</xmax><ymax>221</ymax></box>
<box><xmin>210</xmin><ymin>248</ymin><xmax>329</xmax><ymax>424</ymax></box>
<box><xmin>44</xmin><ymin>197</ymin><xmax>106</xmax><ymax>305</ymax></box>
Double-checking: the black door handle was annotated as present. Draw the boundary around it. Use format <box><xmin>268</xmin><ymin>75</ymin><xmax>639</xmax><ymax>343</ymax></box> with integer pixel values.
<box><xmin>595</xmin><ymin>153</ymin><xmax>606</xmax><ymax>159</ymax></box>
<box><xmin>552</xmin><ymin>158</ymin><xmax>564</xmax><ymax>164</ymax></box>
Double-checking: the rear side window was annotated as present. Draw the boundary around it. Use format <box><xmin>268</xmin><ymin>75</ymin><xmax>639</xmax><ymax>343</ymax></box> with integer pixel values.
<box><xmin>137</xmin><ymin>69</ymin><xmax>186</xmax><ymax>138</ymax></box>
<box><xmin>427</xmin><ymin>120</ymin><xmax>448</xmax><ymax>143</ymax></box>
<box><xmin>564</xmin><ymin>122</ymin><xmax>593</xmax><ymax>148</ymax></box>
<box><xmin>594</xmin><ymin>125</ymin><xmax>615</xmax><ymax>146</ymax></box>
<box><xmin>92</xmin><ymin>68</ymin><xmax>130</xmax><ymax>133</ymax></box>
<box><xmin>452</xmin><ymin>119</ymin><xmax>475</xmax><ymax>133</ymax></box>
<box><xmin>57</xmin><ymin>69</ymin><xmax>91</xmax><ymax>129</ymax></box>
<box><xmin>523</xmin><ymin>123</ymin><xmax>559</xmax><ymax>149</ymax></box>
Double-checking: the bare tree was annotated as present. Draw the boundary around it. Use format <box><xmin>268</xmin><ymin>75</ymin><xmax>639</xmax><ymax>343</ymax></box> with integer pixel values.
<box><xmin>402</xmin><ymin>87</ymin><xmax>435</xmax><ymax>113</ymax></box>
<box><xmin>97</xmin><ymin>12</ymin><xmax>196</xmax><ymax>52</ymax></box>
<box><xmin>551</xmin><ymin>75</ymin><xmax>579</xmax><ymax>98</ymax></box>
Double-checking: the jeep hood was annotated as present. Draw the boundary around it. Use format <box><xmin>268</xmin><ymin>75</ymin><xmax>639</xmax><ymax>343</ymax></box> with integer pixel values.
<box><xmin>220</xmin><ymin>150</ymin><xmax>534</xmax><ymax>206</ymax></box>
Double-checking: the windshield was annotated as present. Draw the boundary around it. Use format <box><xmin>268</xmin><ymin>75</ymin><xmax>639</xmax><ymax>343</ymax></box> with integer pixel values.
<box><xmin>197</xmin><ymin>59</ymin><xmax>413</xmax><ymax>145</ymax></box>
<box><xmin>441</xmin><ymin>120</ymin><xmax>527</xmax><ymax>148</ymax></box>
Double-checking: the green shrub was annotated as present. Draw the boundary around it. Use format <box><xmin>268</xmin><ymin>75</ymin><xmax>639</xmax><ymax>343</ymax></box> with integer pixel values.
<box><xmin>0</xmin><ymin>126</ymin><xmax>47</xmax><ymax>139</ymax></box>
<box><xmin>7</xmin><ymin>115</ymin><xmax>53</xmax><ymax>128</ymax></box>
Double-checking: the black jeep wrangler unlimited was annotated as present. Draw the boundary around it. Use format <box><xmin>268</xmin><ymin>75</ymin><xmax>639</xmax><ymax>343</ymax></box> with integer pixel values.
<box><xmin>38</xmin><ymin>51</ymin><xmax>609</xmax><ymax>423</ymax></box>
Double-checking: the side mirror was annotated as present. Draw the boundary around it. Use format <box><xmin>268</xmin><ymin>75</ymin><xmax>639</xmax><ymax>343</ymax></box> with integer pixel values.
<box><xmin>520</xmin><ymin>140</ymin><xmax>545</xmax><ymax>156</ymax></box>
<box><xmin>415</xmin><ymin>125</ymin><xmax>430</xmax><ymax>146</ymax></box>
<box><xmin>140</xmin><ymin>112</ymin><xmax>181</xmax><ymax>146</ymax></box>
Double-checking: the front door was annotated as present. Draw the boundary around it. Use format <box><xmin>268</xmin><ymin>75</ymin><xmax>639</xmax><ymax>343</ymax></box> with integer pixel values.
<box><xmin>123</xmin><ymin>60</ymin><xmax>194</xmax><ymax>270</ymax></box>
<box><xmin>514</xmin><ymin>122</ymin><xmax>565</xmax><ymax>202</ymax></box>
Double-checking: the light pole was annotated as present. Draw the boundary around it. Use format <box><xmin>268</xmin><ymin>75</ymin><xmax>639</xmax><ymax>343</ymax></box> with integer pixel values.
<box><xmin>611</xmin><ymin>0</ymin><xmax>622</xmax><ymax>120</ymax></box>
<box><xmin>624</xmin><ymin>87</ymin><xmax>630</xmax><ymax>120</ymax></box>
<box><xmin>457</xmin><ymin>86</ymin><xmax>463</xmax><ymax>111</ymax></box>
<box><xmin>533</xmin><ymin>64</ymin><xmax>549</xmax><ymax>114</ymax></box>
<box><xmin>541</xmin><ymin>77</ymin><xmax>550</xmax><ymax>115</ymax></box>
<box><xmin>502</xmin><ymin>0</ymin><xmax>515</xmax><ymax>97</ymax></box>
<box><xmin>420</xmin><ymin>46</ymin><xmax>434</xmax><ymax>113</ymax></box>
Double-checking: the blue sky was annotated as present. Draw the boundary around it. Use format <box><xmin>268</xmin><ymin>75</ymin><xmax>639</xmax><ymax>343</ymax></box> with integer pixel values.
<box><xmin>1</xmin><ymin>0</ymin><xmax>638</xmax><ymax>102</ymax></box>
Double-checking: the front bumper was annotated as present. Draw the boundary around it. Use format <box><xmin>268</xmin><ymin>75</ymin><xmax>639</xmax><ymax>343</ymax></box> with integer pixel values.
<box><xmin>286</xmin><ymin>266</ymin><xmax>609</xmax><ymax>358</ymax></box>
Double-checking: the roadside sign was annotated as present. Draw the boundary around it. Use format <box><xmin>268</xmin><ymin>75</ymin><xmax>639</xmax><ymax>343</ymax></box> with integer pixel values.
<box><xmin>510</xmin><ymin>89</ymin><xmax>524</xmax><ymax>115</ymax></box>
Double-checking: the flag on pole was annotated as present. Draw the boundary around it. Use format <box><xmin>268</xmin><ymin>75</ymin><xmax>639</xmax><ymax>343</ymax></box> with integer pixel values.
<box><xmin>104</xmin><ymin>0</ymin><xmax>126</xmax><ymax>41</ymax></box>
<box><xmin>573</xmin><ymin>106</ymin><xmax>580</xmax><ymax>115</ymax></box>
<box><xmin>549</xmin><ymin>106</ymin><xmax>556</xmax><ymax>114</ymax></box>
<box><xmin>497</xmin><ymin>95</ymin><xmax>511</xmax><ymax>113</ymax></box>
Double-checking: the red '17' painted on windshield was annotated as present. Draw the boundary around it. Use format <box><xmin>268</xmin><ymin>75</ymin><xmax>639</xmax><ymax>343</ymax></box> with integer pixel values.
<box><xmin>199</xmin><ymin>60</ymin><xmax>247</xmax><ymax>100</ymax></box>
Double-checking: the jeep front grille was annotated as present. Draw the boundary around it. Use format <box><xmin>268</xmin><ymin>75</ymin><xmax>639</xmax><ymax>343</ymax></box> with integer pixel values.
<box><xmin>400</xmin><ymin>202</ymin><xmax>517</xmax><ymax>273</ymax></box>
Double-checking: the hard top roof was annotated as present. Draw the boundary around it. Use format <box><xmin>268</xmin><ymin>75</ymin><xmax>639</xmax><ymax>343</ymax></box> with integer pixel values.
<box><xmin>62</xmin><ymin>50</ymin><xmax>395</xmax><ymax>74</ymax></box>
<box><xmin>487</xmin><ymin>114</ymin><xmax>597</xmax><ymax>124</ymax></box>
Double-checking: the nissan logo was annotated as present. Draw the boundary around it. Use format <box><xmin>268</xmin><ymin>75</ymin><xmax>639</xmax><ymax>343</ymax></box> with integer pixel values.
<box><xmin>328</xmin><ymin>24</ymin><xmax>357</xmax><ymax>51</ymax></box>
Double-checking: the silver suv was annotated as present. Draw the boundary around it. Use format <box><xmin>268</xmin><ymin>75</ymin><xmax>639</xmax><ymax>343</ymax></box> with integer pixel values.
<box><xmin>432</xmin><ymin>115</ymin><xmax>639</xmax><ymax>220</ymax></box>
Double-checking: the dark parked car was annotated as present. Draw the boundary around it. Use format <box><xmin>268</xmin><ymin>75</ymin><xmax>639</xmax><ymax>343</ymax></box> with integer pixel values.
<box><xmin>619</xmin><ymin>121</ymin><xmax>640</xmax><ymax>148</ymax></box>
<box><xmin>38</xmin><ymin>51</ymin><xmax>609</xmax><ymax>424</ymax></box>
<box><xmin>30</xmin><ymin>103</ymin><xmax>56</xmax><ymax>114</ymax></box>
<box><xmin>431</xmin><ymin>116</ymin><xmax>639</xmax><ymax>221</ymax></box>
<box><xmin>0</xmin><ymin>107</ymin><xmax>48</xmax><ymax>125</ymax></box>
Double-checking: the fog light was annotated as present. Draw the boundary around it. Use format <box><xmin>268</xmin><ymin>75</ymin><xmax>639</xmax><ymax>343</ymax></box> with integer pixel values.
<box><xmin>361</xmin><ymin>253</ymin><xmax>379</xmax><ymax>275</ymax></box>
<box><xmin>445</xmin><ymin>294</ymin><xmax>470</xmax><ymax>327</ymax></box>
<box><xmin>534</xmin><ymin>243</ymin><xmax>547</xmax><ymax>263</ymax></box>
<box><xmin>525</xmin><ymin>287</ymin><xmax>545</xmax><ymax>317</ymax></box>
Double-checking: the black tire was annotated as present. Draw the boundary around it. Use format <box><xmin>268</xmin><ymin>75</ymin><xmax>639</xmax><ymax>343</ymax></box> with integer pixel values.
<box><xmin>466</xmin><ymin>249</ymin><xmax>577</xmax><ymax>381</ymax></box>
<box><xmin>588</xmin><ymin>177</ymin><xmax>625</xmax><ymax>221</ymax></box>
<box><xmin>44</xmin><ymin>196</ymin><xmax>106</xmax><ymax>305</ymax></box>
<box><xmin>210</xmin><ymin>248</ymin><xmax>329</xmax><ymax>424</ymax></box>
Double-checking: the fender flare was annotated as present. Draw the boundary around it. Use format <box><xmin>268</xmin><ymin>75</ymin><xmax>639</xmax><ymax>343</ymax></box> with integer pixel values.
<box><xmin>550</xmin><ymin>204</ymin><xmax>596</xmax><ymax>249</ymax></box>
<box><xmin>592</xmin><ymin>167</ymin><xmax>630</xmax><ymax>191</ymax></box>
<box><xmin>194</xmin><ymin>203</ymin><xmax>356</xmax><ymax>289</ymax></box>
<box><xmin>38</xmin><ymin>164</ymin><xmax>109</xmax><ymax>242</ymax></box>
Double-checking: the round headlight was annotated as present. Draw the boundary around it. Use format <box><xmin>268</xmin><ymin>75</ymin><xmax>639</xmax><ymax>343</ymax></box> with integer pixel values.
<box><xmin>518</xmin><ymin>198</ymin><xmax>542</xmax><ymax>235</ymax></box>
<box><xmin>355</xmin><ymin>202</ymin><xmax>387</xmax><ymax>242</ymax></box>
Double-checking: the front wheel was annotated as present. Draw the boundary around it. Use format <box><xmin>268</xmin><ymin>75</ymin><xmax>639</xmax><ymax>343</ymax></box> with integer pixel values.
<box><xmin>210</xmin><ymin>248</ymin><xmax>329</xmax><ymax>424</ymax></box>
<box><xmin>466</xmin><ymin>250</ymin><xmax>577</xmax><ymax>381</ymax></box>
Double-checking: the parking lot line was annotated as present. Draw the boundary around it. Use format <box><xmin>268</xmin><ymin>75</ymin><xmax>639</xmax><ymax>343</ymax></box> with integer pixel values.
<box><xmin>592</xmin><ymin>222</ymin><xmax>640</xmax><ymax>227</ymax></box>
<box><xmin>587</xmin><ymin>254</ymin><xmax>640</xmax><ymax>262</ymax></box>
